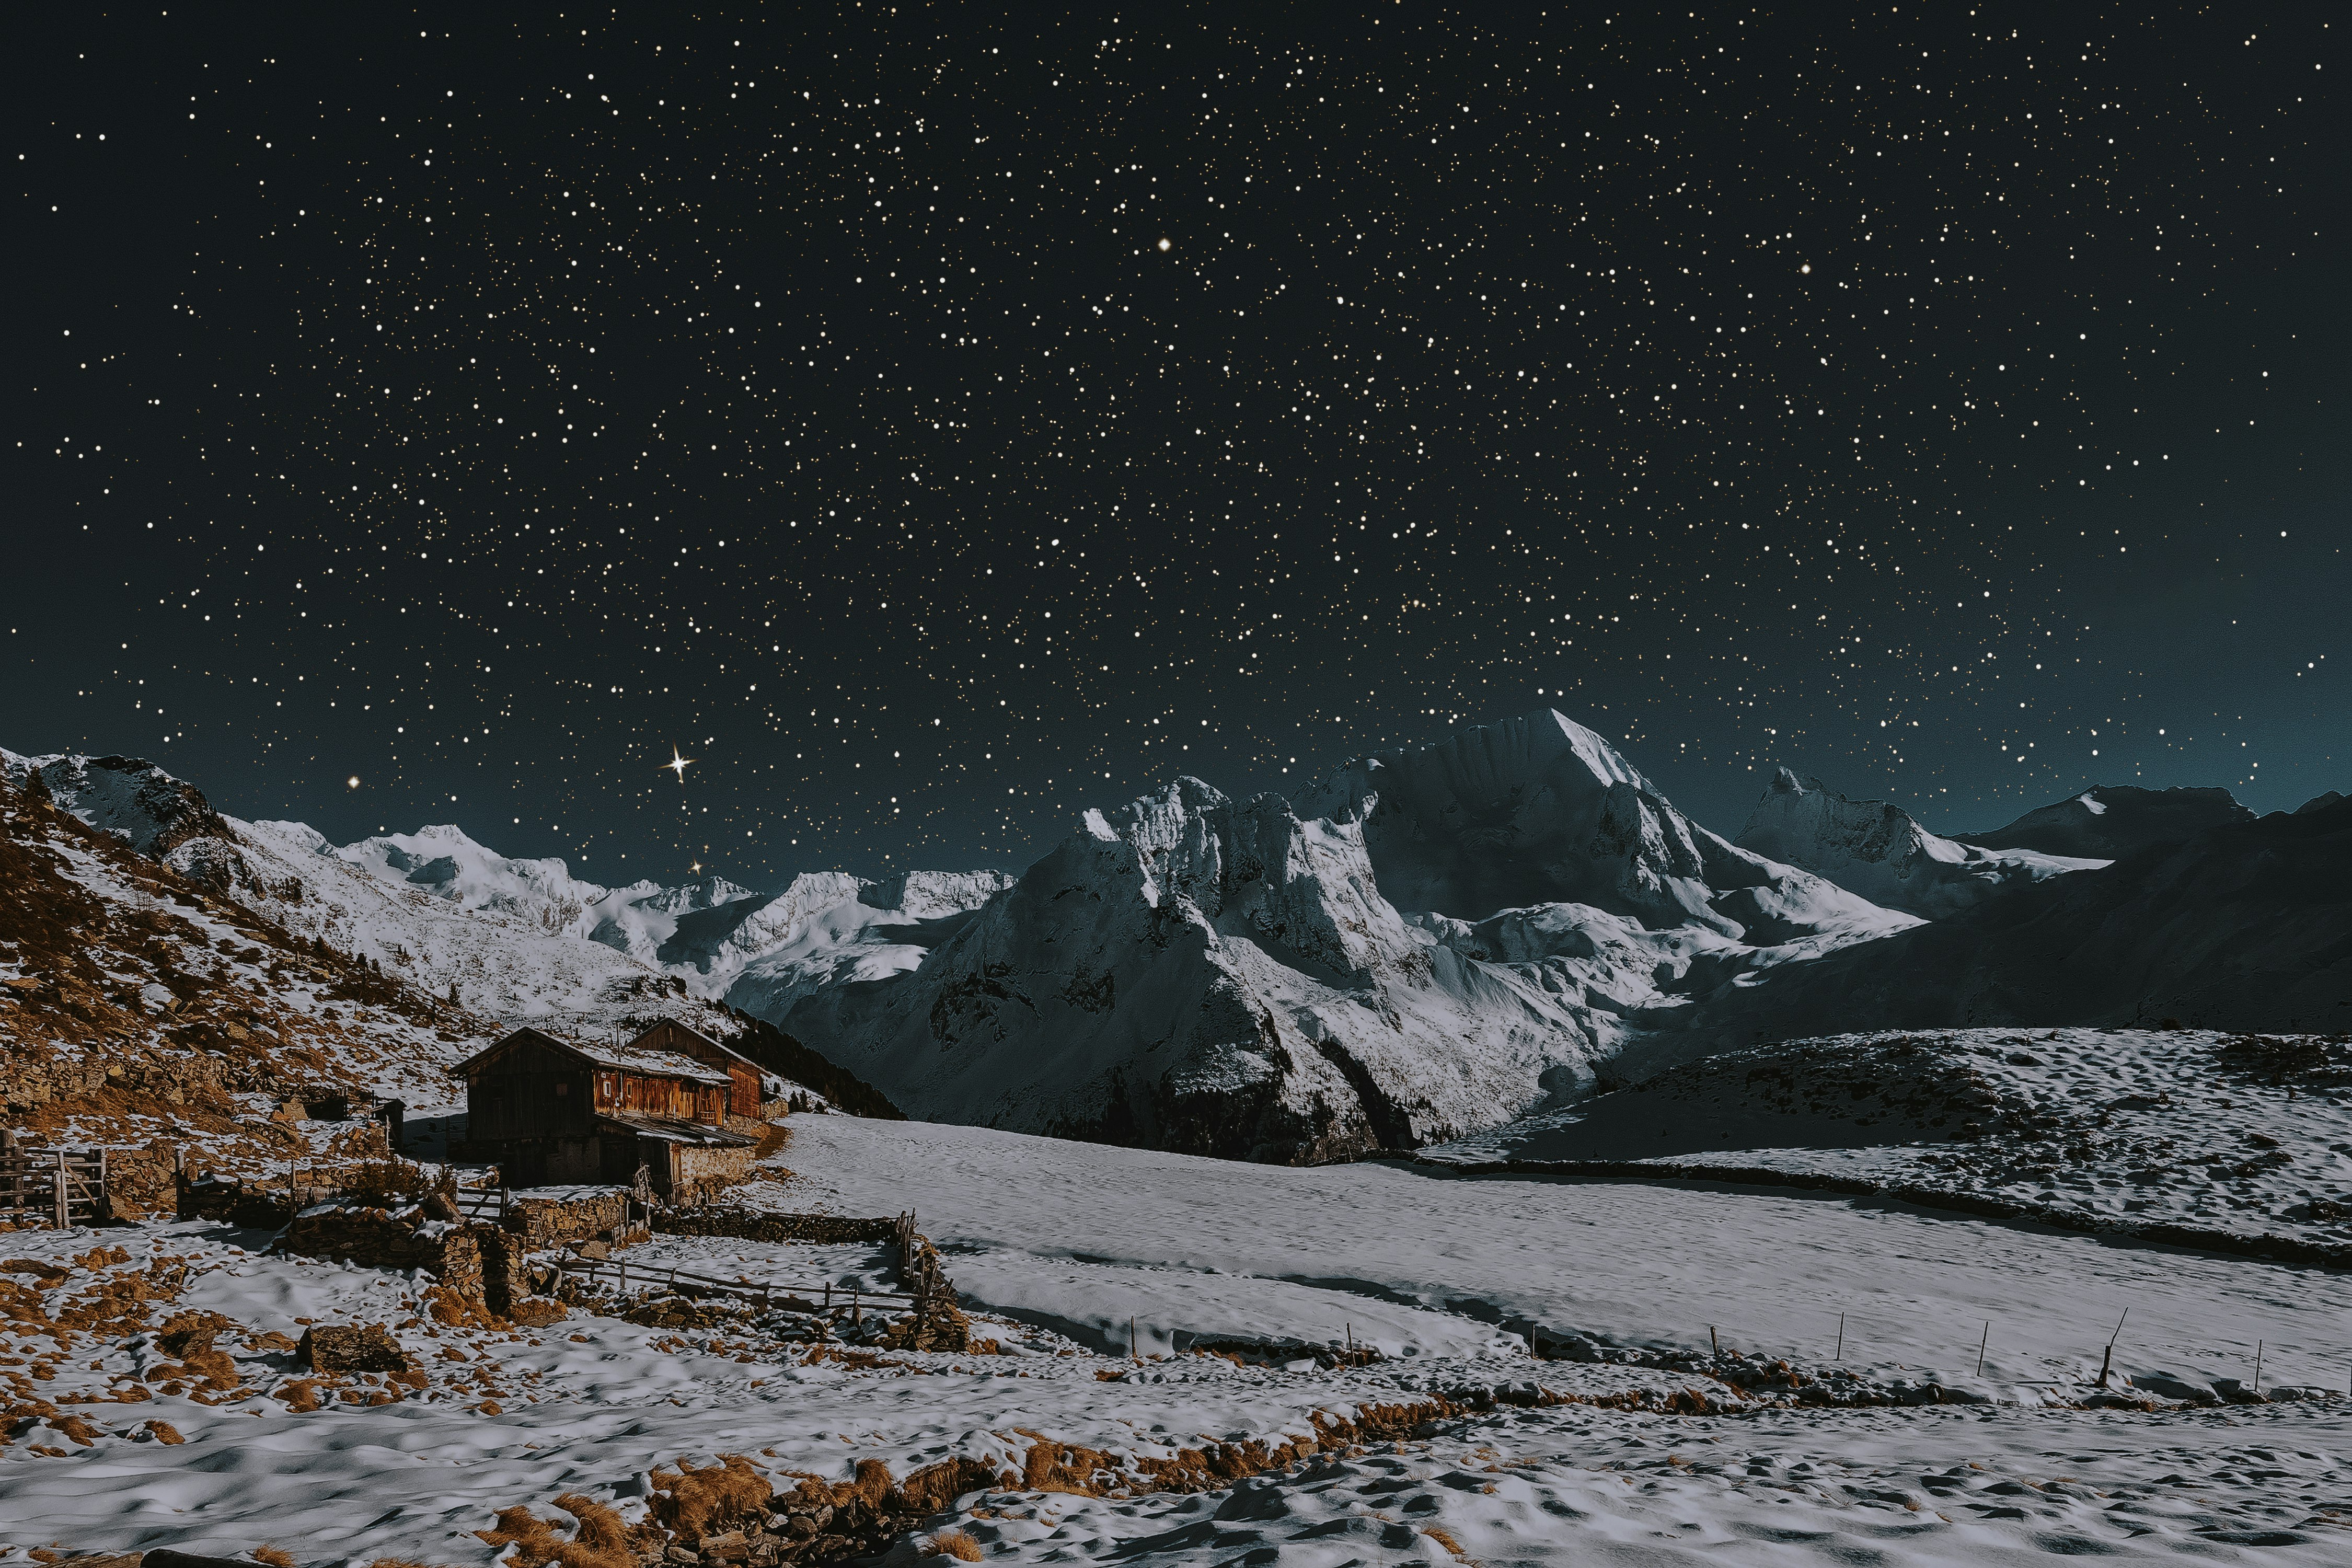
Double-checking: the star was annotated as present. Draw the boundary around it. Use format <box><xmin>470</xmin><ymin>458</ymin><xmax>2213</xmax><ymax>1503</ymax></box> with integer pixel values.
<box><xmin>663</xmin><ymin>746</ymin><xmax>695</xmax><ymax>785</ymax></box>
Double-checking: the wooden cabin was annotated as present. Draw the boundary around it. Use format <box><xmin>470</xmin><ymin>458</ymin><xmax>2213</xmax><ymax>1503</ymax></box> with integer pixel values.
<box><xmin>628</xmin><ymin>1018</ymin><xmax>781</xmax><ymax>1121</ymax></box>
<box><xmin>453</xmin><ymin>1027</ymin><xmax>756</xmax><ymax>1198</ymax></box>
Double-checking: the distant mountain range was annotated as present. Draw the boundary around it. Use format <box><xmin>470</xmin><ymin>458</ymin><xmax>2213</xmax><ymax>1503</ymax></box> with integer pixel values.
<box><xmin>6</xmin><ymin>714</ymin><xmax>2344</xmax><ymax>1164</ymax></box>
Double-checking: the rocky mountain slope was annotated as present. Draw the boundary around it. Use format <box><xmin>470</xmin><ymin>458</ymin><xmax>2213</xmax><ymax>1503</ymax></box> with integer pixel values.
<box><xmin>0</xmin><ymin>755</ymin><xmax>479</xmax><ymax>1208</ymax></box>
<box><xmin>1735</xmin><ymin>768</ymin><xmax>2105</xmax><ymax>919</ymax></box>
<box><xmin>780</xmin><ymin>713</ymin><xmax>1920</xmax><ymax>1162</ymax></box>
<box><xmin>1955</xmin><ymin>783</ymin><xmax>2253</xmax><ymax>860</ymax></box>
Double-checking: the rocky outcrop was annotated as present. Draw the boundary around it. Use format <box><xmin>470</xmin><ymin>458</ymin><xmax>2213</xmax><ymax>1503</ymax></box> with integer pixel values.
<box><xmin>296</xmin><ymin>1322</ymin><xmax>413</xmax><ymax>1374</ymax></box>
<box><xmin>0</xmin><ymin>751</ymin><xmax>230</xmax><ymax>857</ymax></box>
<box><xmin>1736</xmin><ymin>768</ymin><xmax>2104</xmax><ymax>920</ymax></box>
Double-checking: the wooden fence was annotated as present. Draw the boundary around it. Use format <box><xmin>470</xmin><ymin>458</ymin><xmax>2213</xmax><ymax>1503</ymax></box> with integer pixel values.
<box><xmin>548</xmin><ymin>1251</ymin><xmax>918</xmax><ymax>1329</ymax></box>
<box><xmin>0</xmin><ymin>1141</ymin><xmax>107</xmax><ymax>1229</ymax></box>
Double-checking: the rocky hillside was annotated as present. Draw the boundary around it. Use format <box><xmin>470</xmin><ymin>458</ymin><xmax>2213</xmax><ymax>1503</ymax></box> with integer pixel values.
<box><xmin>0</xmin><ymin>757</ymin><xmax>477</xmax><ymax>1208</ymax></box>
<box><xmin>2</xmin><ymin>748</ymin><xmax>905</xmax><ymax>1133</ymax></box>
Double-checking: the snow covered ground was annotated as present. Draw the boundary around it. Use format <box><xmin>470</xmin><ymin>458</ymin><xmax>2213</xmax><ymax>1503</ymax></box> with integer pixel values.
<box><xmin>776</xmin><ymin>1116</ymin><xmax>2350</xmax><ymax>1395</ymax></box>
<box><xmin>2</xmin><ymin>1115</ymin><xmax>2349</xmax><ymax>1564</ymax></box>
<box><xmin>1428</xmin><ymin>1029</ymin><xmax>2352</xmax><ymax>1249</ymax></box>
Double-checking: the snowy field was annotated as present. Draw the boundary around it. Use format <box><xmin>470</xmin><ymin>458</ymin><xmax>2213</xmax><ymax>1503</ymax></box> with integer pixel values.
<box><xmin>1429</xmin><ymin>1029</ymin><xmax>2352</xmax><ymax>1248</ymax></box>
<box><xmin>777</xmin><ymin>1115</ymin><xmax>2350</xmax><ymax>1393</ymax></box>
<box><xmin>0</xmin><ymin>1115</ymin><xmax>2348</xmax><ymax>1564</ymax></box>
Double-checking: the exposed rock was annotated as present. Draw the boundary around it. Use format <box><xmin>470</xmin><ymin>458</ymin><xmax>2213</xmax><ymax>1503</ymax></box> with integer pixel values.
<box><xmin>297</xmin><ymin>1322</ymin><xmax>412</xmax><ymax>1374</ymax></box>
<box><xmin>0</xmin><ymin>751</ymin><xmax>231</xmax><ymax>857</ymax></box>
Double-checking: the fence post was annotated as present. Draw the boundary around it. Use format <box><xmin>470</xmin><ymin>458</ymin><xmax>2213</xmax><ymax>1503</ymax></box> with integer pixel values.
<box><xmin>53</xmin><ymin>1150</ymin><xmax>67</xmax><ymax>1230</ymax></box>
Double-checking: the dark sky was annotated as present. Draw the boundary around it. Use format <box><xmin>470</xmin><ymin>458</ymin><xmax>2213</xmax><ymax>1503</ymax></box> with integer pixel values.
<box><xmin>6</xmin><ymin>5</ymin><xmax>2345</xmax><ymax>889</ymax></box>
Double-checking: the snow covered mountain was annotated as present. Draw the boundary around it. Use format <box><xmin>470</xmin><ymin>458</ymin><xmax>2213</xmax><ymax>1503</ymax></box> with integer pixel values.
<box><xmin>1954</xmin><ymin>783</ymin><xmax>2253</xmax><ymax>860</ymax></box>
<box><xmin>1627</xmin><ymin>790</ymin><xmax>2352</xmax><ymax>1074</ymax></box>
<box><xmin>21</xmin><ymin>721</ymin><xmax>2337</xmax><ymax>1169</ymax></box>
<box><xmin>1290</xmin><ymin>711</ymin><xmax>1902</xmax><ymax>944</ymax></box>
<box><xmin>779</xmin><ymin>713</ymin><xmax>1921</xmax><ymax>1162</ymax></box>
<box><xmin>719</xmin><ymin>870</ymin><xmax>1014</xmax><ymax>1021</ymax></box>
<box><xmin>1734</xmin><ymin>768</ymin><xmax>2105</xmax><ymax>920</ymax></box>
<box><xmin>4</xmin><ymin>748</ymin><xmax>1003</xmax><ymax>1051</ymax></box>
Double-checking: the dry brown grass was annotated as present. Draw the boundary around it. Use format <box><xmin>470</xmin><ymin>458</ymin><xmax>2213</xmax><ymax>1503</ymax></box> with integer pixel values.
<box><xmin>895</xmin><ymin>1456</ymin><xmax>1005</xmax><ymax>1516</ymax></box>
<box><xmin>251</xmin><ymin>1546</ymin><xmax>297</xmax><ymax>1568</ymax></box>
<box><xmin>474</xmin><ymin>1493</ymin><xmax>633</xmax><ymax>1568</ymax></box>
<box><xmin>924</xmin><ymin>1529</ymin><xmax>985</xmax><ymax>1561</ymax></box>
<box><xmin>142</xmin><ymin>1419</ymin><xmax>186</xmax><ymax>1445</ymax></box>
<box><xmin>1421</xmin><ymin>1524</ymin><xmax>1472</xmax><ymax>1561</ymax></box>
<box><xmin>752</xmin><ymin>1122</ymin><xmax>791</xmax><ymax>1160</ymax></box>
<box><xmin>648</xmin><ymin>1455</ymin><xmax>771</xmax><ymax>1543</ymax></box>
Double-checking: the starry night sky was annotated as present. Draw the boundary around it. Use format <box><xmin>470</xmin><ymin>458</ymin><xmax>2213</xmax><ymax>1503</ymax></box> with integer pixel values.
<box><xmin>7</xmin><ymin>6</ymin><xmax>2345</xmax><ymax>885</ymax></box>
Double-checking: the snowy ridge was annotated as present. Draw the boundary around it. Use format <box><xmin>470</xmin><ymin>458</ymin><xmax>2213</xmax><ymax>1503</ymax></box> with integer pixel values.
<box><xmin>6</xmin><ymin>747</ymin><xmax>999</xmax><ymax>1044</ymax></box>
<box><xmin>1735</xmin><ymin>767</ymin><xmax>2105</xmax><ymax>919</ymax></box>
<box><xmin>1293</xmin><ymin>709</ymin><xmax>1905</xmax><ymax>944</ymax></box>
<box><xmin>779</xmin><ymin>718</ymin><xmax>1924</xmax><ymax>1162</ymax></box>
<box><xmin>1955</xmin><ymin>782</ymin><xmax>2253</xmax><ymax>860</ymax></box>
<box><xmin>1</xmin><ymin>748</ymin><xmax>229</xmax><ymax>856</ymax></box>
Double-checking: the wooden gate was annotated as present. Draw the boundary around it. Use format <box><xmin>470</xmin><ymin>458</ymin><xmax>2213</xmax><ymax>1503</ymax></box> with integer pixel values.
<box><xmin>0</xmin><ymin>1135</ymin><xmax>107</xmax><ymax>1229</ymax></box>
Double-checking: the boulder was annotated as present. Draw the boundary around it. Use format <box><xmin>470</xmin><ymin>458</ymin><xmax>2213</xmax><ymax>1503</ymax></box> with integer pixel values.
<box><xmin>296</xmin><ymin>1323</ymin><xmax>412</xmax><ymax>1374</ymax></box>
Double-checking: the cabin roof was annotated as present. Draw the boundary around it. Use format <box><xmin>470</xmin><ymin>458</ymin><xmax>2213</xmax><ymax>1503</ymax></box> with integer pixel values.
<box><xmin>596</xmin><ymin>1111</ymin><xmax>760</xmax><ymax>1147</ymax></box>
<box><xmin>457</xmin><ymin>1027</ymin><xmax>733</xmax><ymax>1087</ymax></box>
<box><xmin>633</xmin><ymin>1018</ymin><xmax>790</xmax><ymax>1096</ymax></box>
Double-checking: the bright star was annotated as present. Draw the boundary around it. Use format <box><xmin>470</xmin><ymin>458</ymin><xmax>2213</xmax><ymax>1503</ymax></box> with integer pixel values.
<box><xmin>663</xmin><ymin>746</ymin><xmax>695</xmax><ymax>784</ymax></box>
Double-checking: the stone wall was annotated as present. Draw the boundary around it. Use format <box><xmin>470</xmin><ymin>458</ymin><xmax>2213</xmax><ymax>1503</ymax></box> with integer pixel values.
<box><xmin>280</xmin><ymin>1205</ymin><xmax>483</xmax><ymax>1297</ymax></box>
<box><xmin>508</xmin><ymin>1187</ymin><xmax>637</xmax><ymax>1249</ymax></box>
<box><xmin>178</xmin><ymin>1174</ymin><xmax>295</xmax><ymax>1229</ymax></box>
<box><xmin>671</xmin><ymin>1143</ymin><xmax>755</xmax><ymax>1205</ymax></box>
